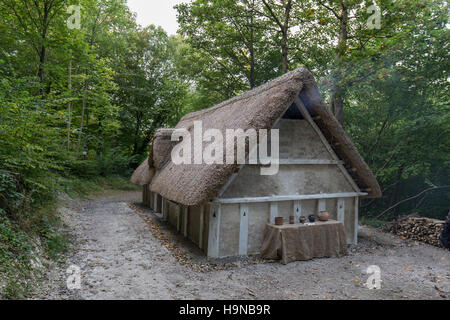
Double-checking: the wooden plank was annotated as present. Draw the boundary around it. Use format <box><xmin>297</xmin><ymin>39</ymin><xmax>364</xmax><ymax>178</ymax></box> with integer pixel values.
<box><xmin>162</xmin><ymin>198</ymin><xmax>168</xmax><ymax>221</ymax></box>
<box><xmin>142</xmin><ymin>186</ymin><xmax>146</xmax><ymax>204</ymax></box>
<box><xmin>354</xmin><ymin>197</ymin><xmax>359</xmax><ymax>245</ymax></box>
<box><xmin>151</xmin><ymin>191</ymin><xmax>155</xmax><ymax>209</ymax></box>
<box><xmin>154</xmin><ymin>193</ymin><xmax>158</xmax><ymax>212</ymax></box>
<box><xmin>183</xmin><ymin>206</ymin><xmax>188</xmax><ymax>237</ymax></box>
<box><xmin>294</xmin><ymin>97</ymin><xmax>361</xmax><ymax>193</ymax></box>
<box><xmin>337</xmin><ymin>198</ymin><xmax>345</xmax><ymax>224</ymax></box>
<box><xmin>207</xmin><ymin>204</ymin><xmax>221</xmax><ymax>258</ymax></box>
<box><xmin>199</xmin><ymin>205</ymin><xmax>204</xmax><ymax>249</ymax></box>
<box><xmin>239</xmin><ymin>204</ymin><xmax>249</xmax><ymax>256</ymax></box>
<box><xmin>269</xmin><ymin>202</ymin><xmax>278</xmax><ymax>224</ymax></box>
<box><xmin>293</xmin><ymin>200</ymin><xmax>302</xmax><ymax>221</ymax></box>
<box><xmin>176</xmin><ymin>205</ymin><xmax>181</xmax><ymax>232</ymax></box>
<box><xmin>214</xmin><ymin>192</ymin><xmax>367</xmax><ymax>204</ymax></box>
<box><xmin>318</xmin><ymin>199</ymin><xmax>326</xmax><ymax>213</ymax></box>
<box><xmin>149</xmin><ymin>190</ymin><xmax>152</xmax><ymax>207</ymax></box>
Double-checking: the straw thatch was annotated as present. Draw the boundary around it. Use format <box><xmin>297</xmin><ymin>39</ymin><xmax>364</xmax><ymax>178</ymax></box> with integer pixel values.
<box><xmin>152</xmin><ymin>129</ymin><xmax>178</xmax><ymax>170</ymax></box>
<box><xmin>130</xmin><ymin>158</ymin><xmax>154</xmax><ymax>186</ymax></box>
<box><xmin>131</xmin><ymin>67</ymin><xmax>381</xmax><ymax>205</ymax></box>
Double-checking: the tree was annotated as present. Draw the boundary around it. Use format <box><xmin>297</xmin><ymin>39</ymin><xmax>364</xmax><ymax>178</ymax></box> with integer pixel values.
<box><xmin>0</xmin><ymin>0</ymin><xmax>69</xmax><ymax>92</ymax></box>
<box><xmin>176</xmin><ymin>0</ymin><xmax>283</xmax><ymax>106</ymax></box>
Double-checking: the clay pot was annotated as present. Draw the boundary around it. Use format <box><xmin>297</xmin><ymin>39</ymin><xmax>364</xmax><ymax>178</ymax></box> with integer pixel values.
<box><xmin>308</xmin><ymin>215</ymin><xmax>316</xmax><ymax>223</ymax></box>
<box><xmin>275</xmin><ymin>217</ymin><xmax>284</xmax><ymax>226</ymax></box>
<box><xmin>318</xmin><ymin>211</ymin><xmax>330</xmax><ymax>222</ymax></box>
<box><xmin>299</xmin><ymin>216</ymin><xmax>306</xmax><ymax>224</ymax></box>
<box><xmin>289</xmin><ymin>216</ymin><xmax>295</xmax><ymax>224</ymax></box>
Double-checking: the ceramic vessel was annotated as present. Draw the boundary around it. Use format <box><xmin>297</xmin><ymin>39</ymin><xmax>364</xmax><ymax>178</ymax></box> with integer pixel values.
<box><xmin>308</xmin><ymin>215</ymin><xmax>316</xmax><ymax>223</ymax></box>
<box><xmin>275</xmin><ymin>217</ymin><xmax>284</xmax><ymax>226</ymax></box>
<box><xmin>289</xmin><ymin>216</ymin><xmax>295</xmax><ymax>224</ymax></box>
<box><xmin>299</xmin><ymin>216</ymin><xmax>306</xmax><ymax>224</ymax></box>
<box><xmin>318</xmin><ymin>210</ymin><xmax>330</xmax><ymax>221</ymax></box>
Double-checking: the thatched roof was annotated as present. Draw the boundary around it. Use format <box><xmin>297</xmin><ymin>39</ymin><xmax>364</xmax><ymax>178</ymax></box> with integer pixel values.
<box><xmin>131</xmin><ymin>67</ymin><xmax>381</xmax><ymax>205</ymax></box>
<box><xmin>130</xmin><ymin>159</ymin><xmax>154</xmax><ymax>186</ymax></box>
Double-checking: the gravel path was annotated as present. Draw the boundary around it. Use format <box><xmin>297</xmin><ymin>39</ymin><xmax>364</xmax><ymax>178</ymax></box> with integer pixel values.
<box><xmin>37</xmin><ymin>191</ymin><xmax>450</xmax><ymax>300</ymax></box>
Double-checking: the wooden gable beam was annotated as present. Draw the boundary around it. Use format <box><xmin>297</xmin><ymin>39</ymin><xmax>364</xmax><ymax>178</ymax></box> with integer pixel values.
<box><xmin>294</xmin><ymin>97</ymin><xmax>361</xmax><ymax>193</ymax></box>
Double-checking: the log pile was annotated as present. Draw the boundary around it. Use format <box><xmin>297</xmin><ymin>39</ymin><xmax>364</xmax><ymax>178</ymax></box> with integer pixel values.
<box><xmin>384</xmin><ymin>217</ymin><xmax>444</xmax><ymax>247</ymax></box>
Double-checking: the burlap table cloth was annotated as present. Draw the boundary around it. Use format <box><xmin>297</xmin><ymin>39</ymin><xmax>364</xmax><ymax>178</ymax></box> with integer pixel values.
<box><xmin>260</xmin><ymin>220</ymin><xmax>347</xmax><ymax>264</ymax></box>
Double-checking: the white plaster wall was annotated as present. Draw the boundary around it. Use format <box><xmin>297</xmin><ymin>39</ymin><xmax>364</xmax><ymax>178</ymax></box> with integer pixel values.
<box><xmin>276</xmin><ymin>119</ymin><xmax>334</xmax><ymax>160</ymax></box>
<box><xmin>222</xmin><ymin>165</ymin><xmax>354</xmax><ymax>198</ymax></box>
<box><xmin>219</xmin><ymin>204</ymin><xmax>240</xmax><ymax>257</ymax></box>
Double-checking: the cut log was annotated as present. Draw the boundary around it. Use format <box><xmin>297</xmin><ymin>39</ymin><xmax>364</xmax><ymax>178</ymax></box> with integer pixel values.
<box><xmin>384</xmin><ymin>216</ymin><xmax>444</xmax><ymax>248</ymax></box>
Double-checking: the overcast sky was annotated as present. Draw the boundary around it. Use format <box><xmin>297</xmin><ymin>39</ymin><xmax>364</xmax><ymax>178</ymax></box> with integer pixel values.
<box><xmin>127</xmin><ymin>0</ymin><xmax>190</xmax><ymax>35</ymax></box>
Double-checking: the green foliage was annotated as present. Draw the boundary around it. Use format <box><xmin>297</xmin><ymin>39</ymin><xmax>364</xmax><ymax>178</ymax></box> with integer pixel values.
<box><xmin>0</xmin><ymin>0</ymin><xmax>182</xmax><ymax>297</ymax></box>
<box><xmin>0</xmin><ymin>212</ymin><xmax>33</xmax><ymax>299</ymax></box>
<box><xmin>0</xmin><ymin>0</ymin><xmax>448</xmax><ymax>296</ymax></box>
<box><xmin>176</xmin><ymin>0</ymin><xmax>450</xmax><ymax>221</ymax></box>
<box><xmin>343</xmin><ymin>0</ymin><xmax>450</xmax><ymax>220</ymax></box>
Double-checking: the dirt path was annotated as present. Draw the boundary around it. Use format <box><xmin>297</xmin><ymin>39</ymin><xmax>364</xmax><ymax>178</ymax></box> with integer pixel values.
<box><xmin>38</xmin><ymin>191</ymin><xmax>450</xmax><ymax>300</ymax></box>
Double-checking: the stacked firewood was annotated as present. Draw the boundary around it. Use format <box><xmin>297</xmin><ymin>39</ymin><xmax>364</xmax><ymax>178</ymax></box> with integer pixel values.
<box><xmin>384</xmin><ymin>217</ymin><xmax>445</xmax><ymax>247</ymax></box>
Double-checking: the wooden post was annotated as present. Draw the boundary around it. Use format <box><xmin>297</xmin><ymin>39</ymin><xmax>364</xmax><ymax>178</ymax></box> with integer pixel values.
<box><xmin>207</xmin><ymin>204</ymin><xmax>221</xmax><ymax>258</ymax></box>
<box><xmin>239</xmin><ymin>204</ymin><xmax>249</xmax><ymax>256</ymax></box>
<box><xmin>183</xmin><ymin>206</ymin><xmax>188</xmax><ymax>238</ymax></box>
<box><xmin>337</xmin><ymin>198</ymin><xmax>345</xmax><ymax>224</ymax></box>
<box><xmin>293</xmin><ymin>200</ymin><xmax>302</xmax><ymax>221</ymax></box>
<box><xmin>149</xmin><ymin>191</ymin><xmax>153</xmax><ymax>209</ymax></box>
<box><xmin>162</xmin><ymin>198</ymin><xmax>168</xmax><ymax>221</ymax></box>
<box><xmin>199</xmin><ymin>205</ymin><xmax>204</xmax><ymax>249</ymax></box>
<box><xmin>318</xmin><ymin>199</ymin><xmax>326</xmax><ymax>214</ymax></box>
<box><xmin>354</xmin><ymin>197</ymin><xmax>359</xmax><ymax>245</ymax></box>
<box><xmin>295</xmin><ymin>97</ymin><xmax>361</xmax><ymax>193</ymax></box>
<box><xmin>270</xmin><ymin>202</ymin><xmax>278</xmax><ymax>224</ymax></box>
<box><xmin>142</xmin><ymin>186</ymin><xmax>146</xmax><ymax>205</ymax></box>
<box><xmin>176</xmin><ymin>205</ymin><xmax>181</xmax><ymax>232</ymax></box>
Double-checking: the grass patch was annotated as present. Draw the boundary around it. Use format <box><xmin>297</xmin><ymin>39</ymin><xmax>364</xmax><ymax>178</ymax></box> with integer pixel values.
<box><xmin>64</xmin><ymin>175</ymin><xmax>140</xmax><ymax>199</ymax></box>
<box><xmin>360</xmin><ymin>216</ymin><xmax>390</xmax><ymax>229</ymax></box>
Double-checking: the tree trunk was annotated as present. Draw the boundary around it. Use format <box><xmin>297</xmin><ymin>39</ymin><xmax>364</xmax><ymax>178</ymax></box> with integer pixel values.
<box><xmin>281</xmin><ymin>0</ymin><xmax>292</xmax><ymax>74</ymax></box>
<box><xmin>330</xmin><ymin>82</ymin><xmax>344</xmax><ymax>124</ymax></box>
<box><xmin>67</xmin><ymin>56</ymin><xmax>72</xmax><ymax>150</ymax></box>
<box><xmin>330</xmin><ymin>2</ymin><xmax>348</xmax><ymax>125</ymax></box>
<box><xmin>38</xmin><ymin>45</ymin><xmax>46</xmax><ymax>86</ymax></box>
<box><xmin>77</xmin><ymin>78</ymin><xmax>87</xmax><ymax>153</ymax></box>
<box><xmin>38</xmin><ymin>3</ymin><xmax>50</xmax><ymax>94</ymax></box>
<box><xmin>249</xmin><ymin>6</ymin><xmax>256</xmax><ymax>88</ymax></box>
<box><xmin>281</xmin><ymin>30</ymin><xmax>288</xmax><ymax>74</ymax></box>
<box><xmin>85</xmin><ymin>99</ymin><xmax>89</xmax><ymax>151</ymax></box>
<box><xmin>133</xmin><ymin>115</ymin><xmax>142</xmax><ymax>155</ymax></box>
<box><xmin>261</xmin><ymin>0</ymin><xmax>292</xmax><ymax>75</ymax></box>
<box><xmin>388</xmin><ymin>163</ymin><xmax>405</xmax><ymax>210</ymax></box>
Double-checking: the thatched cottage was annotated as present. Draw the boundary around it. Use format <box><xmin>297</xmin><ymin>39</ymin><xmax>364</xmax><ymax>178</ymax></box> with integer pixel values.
<box><xmin>131</xmin><ymin>68</ymin><xmax>381</xmax><ymax>258</ymax></box>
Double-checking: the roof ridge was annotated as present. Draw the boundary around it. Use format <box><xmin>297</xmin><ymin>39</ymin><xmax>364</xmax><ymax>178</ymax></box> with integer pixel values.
<box><xmin>180</xmin><ymin>67</ymin><xmax>309</xmax><ymax>122</ymax></box>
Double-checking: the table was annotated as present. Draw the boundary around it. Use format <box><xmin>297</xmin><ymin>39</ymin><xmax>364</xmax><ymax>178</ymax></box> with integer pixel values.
<box><xmin>260</xmin><ymin>220</ymin><xmax>347</xmax><ymax>264</ymax></box>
